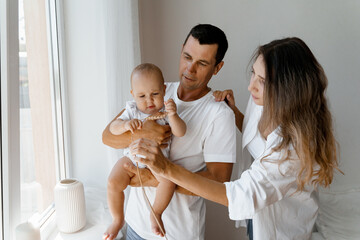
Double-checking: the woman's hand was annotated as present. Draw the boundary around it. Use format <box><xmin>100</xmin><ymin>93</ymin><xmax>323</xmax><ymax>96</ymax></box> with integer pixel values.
<box><xmin>129</xmin><ymin>138</ymin><xmax>172</xmax><ymax>177</ymax></box>
<box><xmin>213</xmin><ymin>89</ymin><xmax>236</xmax><ymax>110</ymax></box>
<box><xmin>213</xmin><ymin>89</ymin><xmax>244</xmax><ymax>131</ymax></box>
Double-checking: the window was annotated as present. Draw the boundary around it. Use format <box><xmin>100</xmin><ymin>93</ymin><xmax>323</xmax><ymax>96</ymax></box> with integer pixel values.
<box><xmin>1</xmin><ymin>0</ymin><xmax>67</xmax><ymax>238</ymax></box>
<box><xmin>19</xmin><ymin>0</ymin><xmax>67</xmax><ymax>223</ymax></box>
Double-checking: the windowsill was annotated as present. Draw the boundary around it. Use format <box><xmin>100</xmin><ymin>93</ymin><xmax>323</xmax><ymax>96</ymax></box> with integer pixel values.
<box><xmin>42</xmin><ymin>186</ymin><xmax>125</xmax><ymax>240</ymax></box>
<box><xmin>48</xmin><ymin>222</ymin><xmax>124</xmax><ymax>240</ymax></box>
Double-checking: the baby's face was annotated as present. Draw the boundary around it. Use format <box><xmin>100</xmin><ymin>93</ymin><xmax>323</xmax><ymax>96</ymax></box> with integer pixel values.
<box><xmin>131</xmin><ymin>72</ymin><xmax>165</xmax><ymax>115</ymax></box>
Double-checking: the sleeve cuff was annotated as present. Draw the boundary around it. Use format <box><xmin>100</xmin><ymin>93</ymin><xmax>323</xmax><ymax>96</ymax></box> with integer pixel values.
<box><xmin>204</xmin><ymin>153</ymin><xmax>236</xmax><ymax>163</ymax></box>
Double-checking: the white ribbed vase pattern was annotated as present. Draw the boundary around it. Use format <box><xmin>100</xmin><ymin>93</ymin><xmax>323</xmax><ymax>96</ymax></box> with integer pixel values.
<box><xmin>54</xmin><ymin>179</ymin><xmax>86</xmax><ymax>233</ymax></box>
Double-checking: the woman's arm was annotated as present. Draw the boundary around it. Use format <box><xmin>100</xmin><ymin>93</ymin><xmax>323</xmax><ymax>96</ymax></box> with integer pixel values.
<box><xmin>123</xmin><ymin>162</ymin><xmax>227</xmax><ymax>196</ymax></box>
<box><xmin>213</xmin><ymin>90</ymin><xmax>244</xmax><ymax>132</ymax></box>
<box><xmin>129</xmin><ymin>138</ymin><xmax>229</xmax><ymax>206</ymax></box>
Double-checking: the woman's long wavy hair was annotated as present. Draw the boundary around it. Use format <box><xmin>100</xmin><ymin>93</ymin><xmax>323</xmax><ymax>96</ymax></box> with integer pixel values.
<box><xmin>256</xmin><ymin>37</ymin><xmax>341</xmax><ymax>191</ymax></box>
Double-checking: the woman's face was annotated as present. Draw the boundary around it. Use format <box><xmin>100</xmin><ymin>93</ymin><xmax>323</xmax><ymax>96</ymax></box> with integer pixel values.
<box><xmin>248</xmin><ymin>55</ymin><xmax>265</xmax><ymax>106</ymax></box>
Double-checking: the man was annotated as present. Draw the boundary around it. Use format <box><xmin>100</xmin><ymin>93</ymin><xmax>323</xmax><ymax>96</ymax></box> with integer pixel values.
<box><xmin>102</xmin><ymin>24</ymin><xmax>236</xmax><ymax>240</ymax></box>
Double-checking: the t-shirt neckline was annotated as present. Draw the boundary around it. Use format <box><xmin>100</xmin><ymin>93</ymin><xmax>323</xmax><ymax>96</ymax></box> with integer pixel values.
<box><xmin>173</xmin><ymin>82</ymin><xmax>213</xmax><ymax>105</ymax></box>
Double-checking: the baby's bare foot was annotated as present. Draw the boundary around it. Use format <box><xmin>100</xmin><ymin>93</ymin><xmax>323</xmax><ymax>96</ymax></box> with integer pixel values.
<box><xmin>150</xmin><ymin>212</ymin><xmax>165</xmax><ymax>237</ymax></box>
<box><xmin>103</xmin><ymin>219</ymin><xmax>124</xmax><ymax>240</ymax></box>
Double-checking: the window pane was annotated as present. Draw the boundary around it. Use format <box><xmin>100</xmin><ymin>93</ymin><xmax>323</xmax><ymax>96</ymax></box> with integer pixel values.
<box><xmin>19</xmin><ymin>0</ymin><xmax>58</xmax><ymax>222</ymax></box>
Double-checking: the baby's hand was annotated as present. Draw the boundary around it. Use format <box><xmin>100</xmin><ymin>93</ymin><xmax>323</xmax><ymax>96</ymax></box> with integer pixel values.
<box><xmin>213</xmin><ymin>90</ymin><xmax>236</xmax><ymax>109</ymax></box>
<box><xmin>164</xmin><ymin>99</ymin><xmax>177</xmax><ymax>117</ymax></box>
<box><xmin>125</xmin><ymin>119</ymin><xmax>143</xmax><ymax>133</ymax></box>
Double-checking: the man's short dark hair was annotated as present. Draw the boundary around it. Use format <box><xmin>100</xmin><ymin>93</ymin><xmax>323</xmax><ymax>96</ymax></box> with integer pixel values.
<box><xmin>183</xmin><ymin>24</ymin><xmax>228</xmax><ymax>66</ymax></box>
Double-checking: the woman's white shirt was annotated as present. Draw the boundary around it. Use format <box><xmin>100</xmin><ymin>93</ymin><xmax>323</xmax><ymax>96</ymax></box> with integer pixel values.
<box><xmin>242</xmin><ymin>97</ymin><xmax>265</xmax><ymax>159</ymax></box>
<box><xmin>225</xmin><ymin>97</ymin><xmax>318</xmax><ymax>240</ymax></box>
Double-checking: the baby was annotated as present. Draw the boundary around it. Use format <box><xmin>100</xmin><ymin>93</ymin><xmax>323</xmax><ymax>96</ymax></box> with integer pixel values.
<box><xmin>103</xmin><ymin>63</ymin><xmax>186</xmax><ymax>240</ymax></box>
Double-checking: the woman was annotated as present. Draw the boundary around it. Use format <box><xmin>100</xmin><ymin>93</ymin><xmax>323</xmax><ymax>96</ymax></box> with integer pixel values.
<box><xmin>129</xmin><ymin>37</ymin><xmax>340</xmax><ymax>239</ymax></box>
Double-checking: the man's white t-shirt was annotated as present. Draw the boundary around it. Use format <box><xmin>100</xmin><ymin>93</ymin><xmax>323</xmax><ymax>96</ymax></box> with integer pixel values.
<box><xmin>125</xmin><ymin>82</ymin><xmax>237</xmax><ymax>240</ymax></box>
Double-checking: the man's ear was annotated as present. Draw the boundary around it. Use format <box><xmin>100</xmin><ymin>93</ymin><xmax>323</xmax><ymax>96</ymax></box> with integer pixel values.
<box><xmin>213</xmin><ymin>61</ymin><xmax>224</xmax><ymax>75</ymax></box>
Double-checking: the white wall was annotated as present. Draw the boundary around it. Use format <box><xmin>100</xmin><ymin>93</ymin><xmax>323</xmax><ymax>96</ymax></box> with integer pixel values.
<box><xmin>138</xmin><ymin>0</ymin><xmax>360</xmax><ymax>239</ymax></box>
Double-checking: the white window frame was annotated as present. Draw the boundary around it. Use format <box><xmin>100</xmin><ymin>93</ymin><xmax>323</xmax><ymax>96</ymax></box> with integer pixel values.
<box><xmin>46</xmin><ymin>0</ymin><xmax>69</xmax><ymax>184</ymax></box>
<box><xmin>1</xmin><ymin>1</ymin><xmax>20</xmax><ymax>239</ymax></box>
<box><xmin>1</xmin><ymin>0</ymin><xmax>69</xmax><ymax>239</ymax></box>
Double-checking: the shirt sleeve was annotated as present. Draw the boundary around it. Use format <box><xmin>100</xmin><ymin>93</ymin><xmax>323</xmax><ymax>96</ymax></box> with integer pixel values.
<box><xmin>203</xmin><ymin>108</ymin><xmax>237</xmax><ymax>163</ymax></box>
<box><xmin>118</xmin><ymin>101</ymin><xmax>135</xmax><ymax>121</ymax></box>
<box><xmin>225</xmin><ymin>150</ymin><xmax>299</xmax><ymax>220</ymax></box>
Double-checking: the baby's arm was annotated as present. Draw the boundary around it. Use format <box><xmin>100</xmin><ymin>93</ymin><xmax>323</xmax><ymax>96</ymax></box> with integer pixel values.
<box><xmin>109</xmin><ymin>118</ymin><xmax>143</xmax><ymax>135</ymax></box>
<box><xmin>164</xmin><ymin>99</ymin><xmax>186</xmax><ymax>137</ymax></box>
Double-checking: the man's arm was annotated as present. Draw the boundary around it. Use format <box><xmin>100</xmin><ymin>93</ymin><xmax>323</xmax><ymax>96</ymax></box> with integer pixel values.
<box><xmin>102</xmin><ymin>110</ymin><xmax>172</xmax><ymax>149</ymax></box>
<box><xmin>196</xmin><ymin>162</ymin><xmax>233</xmax><ymax>182</ymax></box>
<box><xmin>102</xmin><ymin>109</ymin><xmax>132</xmax><ymax>149</ymax></box>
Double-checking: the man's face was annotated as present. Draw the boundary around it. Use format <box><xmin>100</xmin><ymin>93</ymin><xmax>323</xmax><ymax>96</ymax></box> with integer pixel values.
<box><xmin>178</xmin><ymin>36</ymin><xmax>222</xmax><ymax>92</ymax></box>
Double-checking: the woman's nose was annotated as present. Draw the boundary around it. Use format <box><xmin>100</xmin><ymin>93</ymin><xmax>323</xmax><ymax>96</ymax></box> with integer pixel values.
<box><xmin>248</xmin><ymin>78</ymin><xmax>256</xmax><ymax>92</ymax></box>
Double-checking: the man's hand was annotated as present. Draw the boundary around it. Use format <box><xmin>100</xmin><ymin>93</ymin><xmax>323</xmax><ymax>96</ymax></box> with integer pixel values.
<box><xmin>135</xmin><ymin>120</ymin><xmax>172</xmax><ymax>148</ymax></box>
<box><xmin>123</xmin><ymin>162</ymin><xmax>159</xmax><ymax>187</ymax></box>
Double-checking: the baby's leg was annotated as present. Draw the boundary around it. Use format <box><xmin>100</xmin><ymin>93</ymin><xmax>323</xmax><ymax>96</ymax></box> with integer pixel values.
<box><xmin>104</xmin><ymin>156</ymin><xmax>134</xmax><ymax>240</ymax></box>
<box><xmin>150</xmin><ymin>174</ymin><xmax>176</xmax><ymax>237</ymax></box>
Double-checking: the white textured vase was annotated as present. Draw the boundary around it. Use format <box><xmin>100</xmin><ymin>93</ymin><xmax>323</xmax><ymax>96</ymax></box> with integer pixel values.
<box><xmin>54</xmin><ymin>179</ymin><xmax>86</xmax><ymax>233</ymax></box>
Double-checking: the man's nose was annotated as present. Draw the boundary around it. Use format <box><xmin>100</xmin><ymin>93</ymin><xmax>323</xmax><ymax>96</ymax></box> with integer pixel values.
<box><xmin>187</xmin><ymin>62</ymin><xmax>196</xmax><ymax>73</ymax></box>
